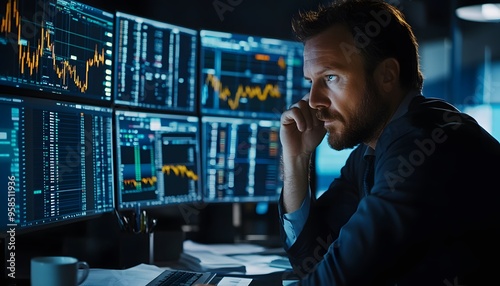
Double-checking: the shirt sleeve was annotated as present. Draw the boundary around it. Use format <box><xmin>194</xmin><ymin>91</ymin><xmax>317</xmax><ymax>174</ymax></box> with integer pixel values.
<box><xmin>282</xmin><ymin>190</ymin><xmax>311</xmax><ymax>247</ymax></box>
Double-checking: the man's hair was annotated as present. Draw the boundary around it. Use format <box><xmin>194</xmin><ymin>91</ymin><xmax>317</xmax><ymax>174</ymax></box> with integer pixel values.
<box><xmin>292</xmin><ymin>0</ymin><xmax>423</xmax><ymax>92</ymax></box>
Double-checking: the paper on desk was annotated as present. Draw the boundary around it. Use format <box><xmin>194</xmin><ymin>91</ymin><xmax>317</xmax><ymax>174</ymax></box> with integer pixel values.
<box><xmin>180</xmin><ymin>250</ymin><xmax>246</xmax><ymax>272</ymax></box>
<box><xmin>217</xmin><ymin>276</ymin><xmax>253</xmax><ymax>286</ymax></box>
<box><xmin>80</xmin><ymin>263</ymin><xmax>165</xmax><ymax>286</ymax></box>
<box><xmin>184</xmin><ymin>239</ymin><xmax>266</xmax><ymax>255</ymax></box>
<box><xmin>230</xmin><ymin>254</ymin><xmax>288</xmax><ymax>275</ymax></box>
<box><xmin>183</xmin><ymin>240</ymin><xmax>289</xmax><ymax>275</ymax></box>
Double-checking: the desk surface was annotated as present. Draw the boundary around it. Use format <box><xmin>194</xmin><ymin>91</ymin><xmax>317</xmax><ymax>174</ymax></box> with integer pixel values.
<box><xmin>1</xmin><ymin>263</ymin><xmax>298</xmax><ymax>286</ymax></box>
<box><xmin>80</xmin><ymin>264</ymin><xmax>295</xmax><ymax>286</ymax></box>
<box><xmin>2</xmin><ymin>240</ymin><xmax>298</xmax><ymax>286</ymax></box>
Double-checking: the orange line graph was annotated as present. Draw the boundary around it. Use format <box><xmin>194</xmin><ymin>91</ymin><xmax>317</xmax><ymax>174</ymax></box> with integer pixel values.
<box><xmin>123</xmin><ymin>164</ymin><xmax>198</xmax><ymax>188</ymax></box>
<box><xmin>124</xmin><ymin>176</ymin><xmax>157</xmax><ymax>188</ymax></box>
<box><xmin>205</xmin><ymin>74</ymin><xmax>281</xmax><ymax>110</ymax></box>
<box><xmin>1</xmin><ymin>0</ymin><xmax>105</xmax><ymax>93</ymax></box>
<box><xmin>162</xmin><ymin>165</ymin><xmax>199</xmax><ymax>181</ymax></box>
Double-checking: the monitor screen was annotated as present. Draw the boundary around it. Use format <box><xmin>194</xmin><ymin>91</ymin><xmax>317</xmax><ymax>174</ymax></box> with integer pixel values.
<box><xmin>0</xmin><ymin>94</ymin><xmax>114</xmax><ymax>235</ymax></box>
<box><xmin>201</xmin><ymin>116</ymin><xmax>282</xmax><ymax>202</ymax></box>
<box><xmin>0</xmin><ymin>0</ymin><xmax>114</xmax><ymax>103</ymax></box>
<box><xmin>462</xmin><ymin>103</ymin><xmax>500</xmax><ymax>141</ymax></box>
<box><xmin>114</xmin><ymin>12</ymin><xmax>198</xmax><ymax>113</ymax></box>
<box><xmin>115</xmin><ymin>110</ymin><xmax>202</xmax><ymax>210</ymax></box>
<box><xmin>314</xmin><ymin>136</ymin><xmax>353</xmax><ymax>199</ymax></box>
<box><xmin>199</xmin><ymin>30</ymin><xmax>309</xmax><ymax>119</ymax></box>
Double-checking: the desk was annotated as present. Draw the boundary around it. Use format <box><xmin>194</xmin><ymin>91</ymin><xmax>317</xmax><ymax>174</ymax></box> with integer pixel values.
<box><xmin>3</xmin><ymin>241</ymin><xmax>298</xmax><ymax>286</ymax></box>
<box><xmin>76</xmin><ymin>263</ymin><xmax>296</xmax><ymax>286</ymax></box>
<box><xmin>1</xmin><ymin>264</ymin><xmax>297</xmax><ymax>286</ymax></box>
<box><xmin>84</xmin><ymin>239</ymin><xmax>298</xmax><ymax>286</ymax></box>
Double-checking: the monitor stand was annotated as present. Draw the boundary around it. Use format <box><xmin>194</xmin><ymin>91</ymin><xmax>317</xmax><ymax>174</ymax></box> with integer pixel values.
<box><xmin>193</xmin><ymin>202</ymin><xmax>281</xmax><ymax>247</ymax></box>
<box><xmin>194</xmin><ymin>203</ymin><xmax>237</xmax><ymax>244</ymax></box>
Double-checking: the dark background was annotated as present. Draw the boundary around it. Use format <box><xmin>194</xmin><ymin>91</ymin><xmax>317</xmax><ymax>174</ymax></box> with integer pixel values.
<box><xmin>2</xmin><ymin>0</ymin><xmax>500</xmax><ymax>284</ymax></box>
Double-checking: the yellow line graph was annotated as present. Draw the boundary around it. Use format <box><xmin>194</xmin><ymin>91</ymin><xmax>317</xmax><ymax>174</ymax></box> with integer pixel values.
<box><xmin>123</xmin><ymin>163</ymin><xmax>198</xmax><ymax>188</ymax></box>
<box><xmin>1</xmin><ymin>0</ymin><xmax>106</xmax><ymax>93</ymax></box>
<box><xmin>205</xmin><ymin>74</ymin><xmax>281</xmax><ymax>110</ymax></box>
<box><xmin>162</xmin><ymin>165</ymin><xmax>199</xmax><ymax>181</ymax></box>
<box><xmin>124</xmin><ymin>176</ymin><xmax>157</xmax><ymax>188</ymax></box>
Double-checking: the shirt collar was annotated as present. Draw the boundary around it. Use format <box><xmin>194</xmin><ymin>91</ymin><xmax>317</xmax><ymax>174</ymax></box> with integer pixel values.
<box><xmin>389</xmin><ymin>89</ymin><xmax>420</xmax><ymax>122</ymax></box>
<box><xmin>364</xmin><ymin>90</ymin><xmax>420</xmax><ymax>158</ymax></box>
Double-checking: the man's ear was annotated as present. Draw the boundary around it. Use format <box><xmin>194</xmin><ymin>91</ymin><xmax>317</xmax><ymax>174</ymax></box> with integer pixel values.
<box><xmin>374</xmin><ymin>58</ymin><xmax>400</xmax><ymax>93</ymax></box>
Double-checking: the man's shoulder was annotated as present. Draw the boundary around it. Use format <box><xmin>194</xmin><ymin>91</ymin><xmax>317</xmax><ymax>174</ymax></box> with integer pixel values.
<box><xmin>407</xmin><ymin>96</ymin><xmax>465</xmax><ymax>123</ymax></box>
<box><xmin>378</xmin><ymin>95</ymin><xmax>498</xmax><ymax>153</ymax></box>
<box><xmin>409</xmin><ymin>95</ymin><xmax>458</xmax><ymax>112</ymax></box>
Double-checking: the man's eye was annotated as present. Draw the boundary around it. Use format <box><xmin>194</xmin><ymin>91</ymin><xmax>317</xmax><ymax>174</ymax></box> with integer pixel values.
<box><xmin>326</xmin><ymin>75</ymin><xmax>337</xmax><ymax>82</ymax></box>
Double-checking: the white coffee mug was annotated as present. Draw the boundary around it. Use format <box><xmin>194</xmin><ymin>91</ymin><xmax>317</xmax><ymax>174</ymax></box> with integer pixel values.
<box><xmin>31</xmin><ymin>256</ymin><xmax>89</xmax><ymax>286</ymax></box>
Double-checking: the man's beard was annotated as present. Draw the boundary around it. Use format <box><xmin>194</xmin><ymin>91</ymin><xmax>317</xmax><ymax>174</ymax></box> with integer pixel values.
<box><xmin>317</xmin><ymin>78</ymin><xmax>391</xmax><ymax>151</ymax></box>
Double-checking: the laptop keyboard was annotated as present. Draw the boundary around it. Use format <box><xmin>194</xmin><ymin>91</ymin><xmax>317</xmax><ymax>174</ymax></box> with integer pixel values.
<box><xmin>146</xmin><ymin>269</ymin><xmax>213</xmax><ymax>286</ymax></box>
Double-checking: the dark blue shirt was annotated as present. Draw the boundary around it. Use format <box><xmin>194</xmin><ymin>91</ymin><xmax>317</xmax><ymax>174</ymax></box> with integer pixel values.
<box><xmin>278</xmin><ymin>95</ymin><xmax>500</xmax><ymax>285</ymax></box>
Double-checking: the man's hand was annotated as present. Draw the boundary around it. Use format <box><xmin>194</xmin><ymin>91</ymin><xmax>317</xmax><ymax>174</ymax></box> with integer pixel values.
<box><xmin>280</xmin><ymin>94</ymin><xmax>326</xmax><ymax>159</ymax></box>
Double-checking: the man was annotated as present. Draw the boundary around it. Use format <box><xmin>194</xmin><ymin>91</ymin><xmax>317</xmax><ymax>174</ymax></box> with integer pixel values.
<box><xmin>278</xmin><ymin>0</ymin><xmax>500</xmax><ymax>285</ymax></box>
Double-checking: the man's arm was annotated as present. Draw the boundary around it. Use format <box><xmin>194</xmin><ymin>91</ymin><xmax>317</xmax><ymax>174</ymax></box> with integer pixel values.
<box><xmin>281</xmin><ymin>191</ymin><xmax>311</xmax><ymax>247</ymax></box>
<box><xmin>281</xmin><ymin>145</ymin><xmax>363</xmax><ymax>277</ymax></box>
<box><xmin>280</xmin><ymin>95</ymin><xmax>326</xmax><ymax>213</ymax></box>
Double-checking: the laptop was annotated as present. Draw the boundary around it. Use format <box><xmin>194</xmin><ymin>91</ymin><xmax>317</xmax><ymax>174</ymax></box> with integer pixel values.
<box><xmin>145</xmin><ymin>269</ymin><xmax>217</xmax><ymax>286</ymax></box>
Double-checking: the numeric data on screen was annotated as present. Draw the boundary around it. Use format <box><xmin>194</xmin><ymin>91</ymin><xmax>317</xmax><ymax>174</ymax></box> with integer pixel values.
<box><xmin>202</xmin><ymin>116</ymin><xmax>282</xmax><ymax>202</ymax></box>
<box><xmin>114</xmin><ymin>12</ymin><xmax>198</xmax><ymax>112</ymax></box>
<box><xmin>0</xmin><ymin>95</ymin><xmax>114</xmax><ymax>232</ymax></box>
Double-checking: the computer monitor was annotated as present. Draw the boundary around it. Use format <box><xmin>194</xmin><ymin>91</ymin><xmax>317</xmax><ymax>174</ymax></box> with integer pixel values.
<box><xmin>115</xmin><ymin>110</ymin><xmax>202</xmax><ymax>210</ymax></box>
<box><xmin>114</xmin><ymin>12</ymin><xmax>198</xmax><ymax>113</ymax></box>
<box><xmin>0</xmin><ymin>0</ymin><xmax>114</xmax><ymax>103</ymax></box>
<box><xmin>201</xmin><ymin>116</ymin><xmax>282</xmax><ymax>202</ymax></box>
<box><xmin>462</xmin><ymin>103</ymin><xmax>500</xmax><ymax>141</ymax></box>
<box><xmin>199</xmin><ymin>30</ymin><xmax>309</xmax><ymax>119</ymax></box>
<box><xmin>0</xmin><ymin>94</ymin><xmax>114</xmax><ymax>236</ymax></box>
<box><xmin>313</xmin><ymin>136</ymin><xmax>353</xmax><ymax>199</ymax></box>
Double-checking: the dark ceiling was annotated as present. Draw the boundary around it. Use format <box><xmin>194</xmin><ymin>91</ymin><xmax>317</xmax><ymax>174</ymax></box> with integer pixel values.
<box><xmin>91</xmin><ymin>0</ymin><xmax>500</xmax><ymax>40</ymax></box>
<box><xmin>85</xmin><ymin>0</ymin><xmax>498</xmax><ymax>62</ymax></box>
<box><xmin>86</xmin><ymin>0</ymin><xmax>457</xmax><ymax>41</ymax></box>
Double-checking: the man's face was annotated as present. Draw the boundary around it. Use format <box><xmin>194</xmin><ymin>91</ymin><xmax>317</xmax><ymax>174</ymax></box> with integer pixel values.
<box><xmin>303</xmin><ymin>24</ymin><xmax>391</xmax><ymax>150</ymax></box>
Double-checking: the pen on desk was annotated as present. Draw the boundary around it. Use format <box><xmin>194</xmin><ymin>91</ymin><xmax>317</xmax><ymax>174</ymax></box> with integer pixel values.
<box><xmin>149</xmin><ymin>218</ymin><xmax>157</xmax><ymax>233</ymax></box>
<box><xmin>141</xmin><ymin>210</ymin><xmax>147</xmax><ymax>234</ymax></box>
<box><xmin>114</xmin><ymin>208</ymin><xmax>126</xmax><ymax>231</ymax></box>
<box><xmin>122</xmin><ymin>216</ymin><xmax>130</xmax><ymax>232</ymax></box>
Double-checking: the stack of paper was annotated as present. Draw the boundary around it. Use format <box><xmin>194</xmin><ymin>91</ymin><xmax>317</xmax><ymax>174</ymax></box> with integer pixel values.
<box><xmin>179</xmin><ymin>250</ymin><xmax>246</xmax><ymax>273</ymax></box>
<box><xmin>183</xmin><ymin>240</ymin><xmax>266</xmax><ymax>255</ymax></box>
